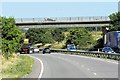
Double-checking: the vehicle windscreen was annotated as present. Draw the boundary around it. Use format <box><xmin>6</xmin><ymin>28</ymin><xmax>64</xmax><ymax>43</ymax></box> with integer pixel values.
<box><xmin>67</xmin><ymin>44</ymin><xmax>76</xmax><ymax>50</ymax></box>
<box><xmin>21</xmin><ymin>44</ymin><xmax>29</xmax><ymax>48</ymax></box>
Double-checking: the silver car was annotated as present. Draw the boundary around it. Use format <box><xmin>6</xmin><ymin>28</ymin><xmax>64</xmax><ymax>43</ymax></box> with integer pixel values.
<box><xmin>33</xmin><ymin>47</ymin><xmax>39</xmax><ymax>53</ymax></box>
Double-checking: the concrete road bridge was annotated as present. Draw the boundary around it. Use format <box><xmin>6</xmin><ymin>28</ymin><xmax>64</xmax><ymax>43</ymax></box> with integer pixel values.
<box><xmin>15</xmin><ymin>16</ymin><xmax>110</xmax><ymax>28</ymax></box>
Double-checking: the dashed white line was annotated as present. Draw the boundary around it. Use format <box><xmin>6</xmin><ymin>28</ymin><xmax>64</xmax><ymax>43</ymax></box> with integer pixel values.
<box><xmin>87</xmin><ymin>68</ymin><xmax>90</xmax><ymax>71</ymax></box>
<box><xmin>93</xmin><ymin>73</ymin><xmax>97</xmax><ymax>75</ymax></box>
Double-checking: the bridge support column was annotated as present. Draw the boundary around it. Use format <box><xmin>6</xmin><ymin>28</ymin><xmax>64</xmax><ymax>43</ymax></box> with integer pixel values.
<box><xmin>95</xmin><ymin>27</ymin><xmax>98</xmax><ymax>31</ymax></box>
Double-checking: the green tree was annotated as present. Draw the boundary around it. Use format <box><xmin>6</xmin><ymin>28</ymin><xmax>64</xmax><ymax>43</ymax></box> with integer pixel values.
<box><xmin>51</xmin><ymin>28</ymin><xmax>65</xmax><ymax>43</ymax></box>
<box><xmin>93</xmin><ymin>38</ymin><xmax>104</xmax><ymax>48</ymax></box>
<box><xmin>0</xmin><ymin>17</ymin><xmax>2</xmax><ymax>51</ymax></box>
<box><xmin>66</xmin><ymin>28</ymin><xmax>94</xmax><ymax>49</ymax></box>
<box><xmin>26</xmin><ymin>28</ymin><xmax>54</xmax><ymax>44</ymax></box>
<box><xmin>109</xmin><ymin>12</ymin><xmax>120</xmax><ymax>31</ymax></box>
<box><xmin>2</xmin><ymin>17</ymin><xmax>22</xmax><ymax>59</ymax></box>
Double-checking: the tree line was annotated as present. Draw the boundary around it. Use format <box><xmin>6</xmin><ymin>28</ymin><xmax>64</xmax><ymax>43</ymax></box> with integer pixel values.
<box><xmin>25</xmin><ymin>27</ymin><xmax>94</xmax><ymax>49</ymax></box>
<box><xmin>109</xmin><ymin>12</ymin><xmax>120</xmax><ymax>31</ymax></box>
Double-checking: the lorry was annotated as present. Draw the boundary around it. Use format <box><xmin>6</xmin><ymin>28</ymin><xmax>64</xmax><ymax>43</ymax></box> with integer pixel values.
<box><xmin>20</xmin><ymin>39</ymin><xmax>33</xmax><ymax>54</ymax></box>
<box><xmin>104</xmin><ymin>31</ymin><xmax>120</xmax><ymax>53</ymax></box>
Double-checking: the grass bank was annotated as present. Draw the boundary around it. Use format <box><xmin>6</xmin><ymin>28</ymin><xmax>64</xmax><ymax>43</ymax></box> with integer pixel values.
<box><xmin>1</xmin><ymin>54</ymin><xmax>34</xmax><ymax>78</ymax></box>
<box><xmin>90</xmin><ymin>31</ymin><xmax>102</xmax><ymax>40</ymax></box>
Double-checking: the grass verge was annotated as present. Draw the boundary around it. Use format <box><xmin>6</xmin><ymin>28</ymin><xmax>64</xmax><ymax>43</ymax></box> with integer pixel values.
<box><xmin>1</xmin><ymin>54</ymin><xmax>34</xmax><ymax>78</ymax></box>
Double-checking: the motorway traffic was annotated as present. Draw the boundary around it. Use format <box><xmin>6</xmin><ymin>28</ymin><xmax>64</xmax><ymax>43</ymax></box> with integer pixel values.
<box><xmin>29</xmin><ymin>53</ymin><xmax>118</xmax><ymax>78</ymax></box>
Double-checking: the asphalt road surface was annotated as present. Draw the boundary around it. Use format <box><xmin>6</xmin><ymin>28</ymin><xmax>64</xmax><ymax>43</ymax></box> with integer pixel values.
<box><xmin>30</xmin><ymin>53</ymin><xmax>118</xmax><ymax>78</ymax></box>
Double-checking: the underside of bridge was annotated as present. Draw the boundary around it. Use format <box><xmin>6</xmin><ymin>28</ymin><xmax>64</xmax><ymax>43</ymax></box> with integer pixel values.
<box><xmin>16</xmin><ymin>20</ymin><xmax>110</xmax><ymax>28</ymax></box>
<box><xmin>17</xmin><ymin>24</ymin><xmax>109</xmax><ymax>28</ymax></box>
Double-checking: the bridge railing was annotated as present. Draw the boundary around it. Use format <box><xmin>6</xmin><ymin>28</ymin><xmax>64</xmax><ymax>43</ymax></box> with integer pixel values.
<box><xmin>39</xmin><ymin>48</ymin><xmax>120</xmax><ymax>61</ymax></box>
<box><xmin>15</xmin><ymin>16</ymin><xmax>110</xmax><ymax>22</ymax></box>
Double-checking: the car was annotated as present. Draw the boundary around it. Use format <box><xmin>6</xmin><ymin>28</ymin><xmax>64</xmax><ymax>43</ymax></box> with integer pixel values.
<box><xmin>28</xmin><ymin>46</ymin><xmax>34</xmax><ymax>54</ymax></box>
<box><xmin>67</xmin><ymin>44</ymin><xmax>76</xmax><ymax>51</ymax></box>
<box><xmin>102</xmin><ymin>47</ymin><xmax>115</xmax><ymax>53</ymax></box>
<box><xmin>43</xmin><ymin>48</ymin><xmax>51</xmax><ymax>54</ymax></box>
<box><xmin>33</xmin><ymin>47</ymin><xmax>39</xmax><ymax>53</ymax></box>
<box><xmin>20</xmin><ymin>44</ymin><xmax>31</xmax><ymax>54</ymax></box>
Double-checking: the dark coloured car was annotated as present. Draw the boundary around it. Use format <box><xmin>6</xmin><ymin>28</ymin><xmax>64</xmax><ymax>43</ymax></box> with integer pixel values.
<box><xmin>43</xmin><ymin>48</ymin><xmax>51</xmax><ymax>54</ymax></box>
<box><xmin>102</xmin><ymin>47</ymin><xmax>115</xmax><ymax>53</ymax></box>
<box><xmin>20</xmin><ymin>44</ymin><xmax>33</xmax><ymax>54</ymax></box>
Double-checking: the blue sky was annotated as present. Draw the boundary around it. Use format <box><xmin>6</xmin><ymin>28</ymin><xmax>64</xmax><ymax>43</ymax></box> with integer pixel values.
<box><xmin>1</xmin><ymin>2</ymin><xmax>118</xmax><ymax>18</ymax></box>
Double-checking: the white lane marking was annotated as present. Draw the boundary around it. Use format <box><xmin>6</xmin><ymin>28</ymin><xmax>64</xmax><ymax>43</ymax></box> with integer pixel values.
<box><xmin>30</xmin><ymin>56</ymin><xmax>44</xmax><ymax>78</ymax></box>
<box><xmin>87</xmin><ymin>68</ymin><xmax>90</xmax><ymax>71</ymax></box>
<box><xmin>93</xmin><ymin>73</ymin><xmax>97</xmax><ymax>75</ymax></box>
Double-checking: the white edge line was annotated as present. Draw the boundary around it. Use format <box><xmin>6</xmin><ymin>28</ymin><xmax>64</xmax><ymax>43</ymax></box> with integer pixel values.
<box><xmin>30</xmin><ymin>55</ymin><xmax>44</xmax><ymax>78</ymax></box>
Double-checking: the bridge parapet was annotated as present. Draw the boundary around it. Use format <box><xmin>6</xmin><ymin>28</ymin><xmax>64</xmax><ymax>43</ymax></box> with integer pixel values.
<box><xmin>15</xmin><ymin>16</ymin><xmax>110</xmax><ymax>23</ymax></box>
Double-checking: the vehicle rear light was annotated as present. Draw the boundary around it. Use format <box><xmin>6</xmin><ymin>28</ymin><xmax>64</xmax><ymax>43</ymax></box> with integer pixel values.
<box><xmin>23</xmin><ymin>49</ymin><xmax>28</xmax><ymax>51</ymax></box>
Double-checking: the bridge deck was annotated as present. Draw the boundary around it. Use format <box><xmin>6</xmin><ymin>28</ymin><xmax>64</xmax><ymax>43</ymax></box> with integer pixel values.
<box><xmin>0</xmin><ymin>16</ymin><xmax>110</xmax><ymax>28</ymax></box>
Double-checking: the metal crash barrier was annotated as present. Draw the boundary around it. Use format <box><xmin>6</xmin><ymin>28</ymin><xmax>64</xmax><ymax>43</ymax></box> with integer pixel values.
<box><xmin>50</xmin><ymin>49</ymin><xmax>120</xmax><ymax>61</ymax></box>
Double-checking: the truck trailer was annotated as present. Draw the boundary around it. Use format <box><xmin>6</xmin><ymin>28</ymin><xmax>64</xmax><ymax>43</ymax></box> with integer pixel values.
<box><xmin>104</xmin><ymin>31</ymin><xmax>120</xmax><ymax>53</ymax></box>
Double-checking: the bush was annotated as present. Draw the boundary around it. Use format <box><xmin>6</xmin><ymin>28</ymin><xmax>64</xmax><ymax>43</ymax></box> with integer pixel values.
<box><xmin>2</xmin><ymin>55</ymin><xmax>34</xmax><ymax>78</ymax></box>
<box><xmin>66</xmin><ymin>28</ymin><xmax>94</xmax><ymax>49</ymax></box>
<box><xmin>1</xmin><ymin>17</ymin><xmax>22</xmax><ymax>59</ymax></box>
